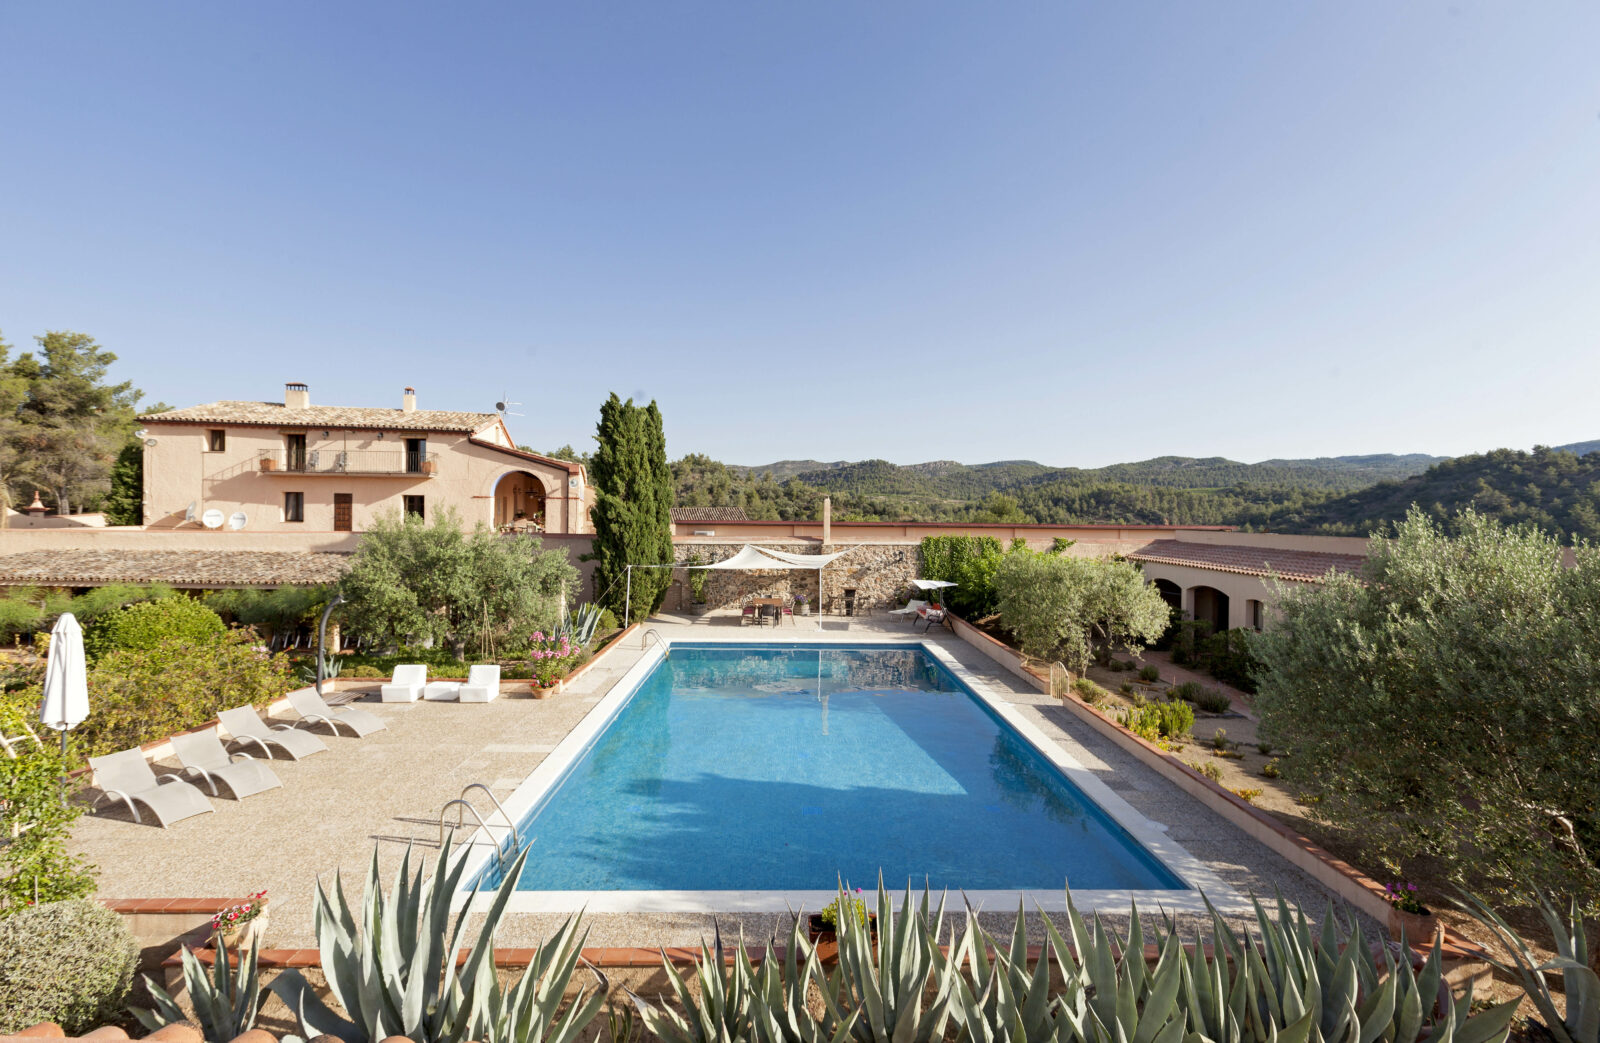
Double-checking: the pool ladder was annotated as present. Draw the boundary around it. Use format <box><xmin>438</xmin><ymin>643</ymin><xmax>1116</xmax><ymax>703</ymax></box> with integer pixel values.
<box><xmin>437</xmin><ymin>782</ymin><xmax>524</xmax><ymax>866</ymax></box>
<box><xmin>640</xmin><ymin>627</ymin><xmax>668</xmax><ymax>656</ymax></box>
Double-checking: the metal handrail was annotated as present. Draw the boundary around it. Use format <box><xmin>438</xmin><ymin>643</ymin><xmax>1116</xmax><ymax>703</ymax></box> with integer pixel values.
<box><xmin>640</xmin><ymin>627</ymin><xmax>668</xmax><ymax>655</ymax></box>
<box><xmin>458</xmin><ymin>782</ymin><xmax>520</xmax><ymax>851</ymax></box>
<box><xmin>437</xmin><ymin>799</ymin><xmax>502</xmax><ymax>853</ymax></box>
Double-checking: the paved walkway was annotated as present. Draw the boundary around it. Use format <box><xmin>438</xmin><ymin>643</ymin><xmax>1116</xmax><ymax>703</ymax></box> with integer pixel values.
<box><xmin>72</xmin><ymin>612</ymin><xmax>1370</xmax><ymax>948</ymax></box>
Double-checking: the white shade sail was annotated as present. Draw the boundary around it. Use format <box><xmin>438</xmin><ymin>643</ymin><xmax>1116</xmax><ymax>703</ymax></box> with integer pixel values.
<box><xmin>692</xmin><ymin>544</ymin><xmax>848</xmax><ymax>570</ymax></box>
<box><xmin>40</xmin><ymin>612</ymin><xmax>89</xmax><ymax>733</ymax></box>
<box><xmin>911</xmin><ymin>579</ymin><xmax>958</xmax><ymax>590</ymax></box>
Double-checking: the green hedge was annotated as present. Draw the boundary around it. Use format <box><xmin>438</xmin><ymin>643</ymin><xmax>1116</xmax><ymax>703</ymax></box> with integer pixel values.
<box><xmin>0</xmin><ymin>899</ymin><xmax>137</xmax><ymax>1033</ymax></box>
<box><xmin>83</xmin><ymin>596</ymin><xmax>225</xmax><ymax>660</ymax></box>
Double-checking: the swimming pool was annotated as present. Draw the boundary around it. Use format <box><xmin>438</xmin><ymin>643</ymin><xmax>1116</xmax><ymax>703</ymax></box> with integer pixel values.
<box><xmin>476</xmin><ymin>642</ymin><xmax>1190</xmax><ymax>898</ymax></box>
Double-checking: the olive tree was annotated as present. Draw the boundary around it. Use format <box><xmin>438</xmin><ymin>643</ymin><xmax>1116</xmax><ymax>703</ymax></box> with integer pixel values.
<box><xmin>994</xmin><ymin>550</ymin><xmax>1171</xmax><ymax>672</ymax></box>
<box><xmin>339</xmin><ymin>509</ymin><xmax>577</xmax><ymax>655</ymax></box>
<box><xmin>1251</xmin><ymin>508</ymin><xmax>1600</xmax><ymax>910</ymax></box>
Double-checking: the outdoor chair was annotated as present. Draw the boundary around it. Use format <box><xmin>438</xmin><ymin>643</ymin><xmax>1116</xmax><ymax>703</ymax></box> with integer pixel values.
<box><xmin>889</xmin><ymin>599</ymin><xmax>928</xmax><ymax>620</ymax></box>
<box><xmin>88</xmin><ymin>748</ymin><xmax>214</xmax><ymax>828</ymax></box>
<box><xmin>759</xmin><ymin>604</ymin><xmax>778</xmax><ymax>626</ymax></box>
<box><xmin>286</xmin><ymin>688</ymin><xmax>388</xmax><ymax>736</ymax></box>
<box><xmin>780</xmin><ymin>603</ymin><xmax>794</xmax><ymax>626</ymax></box>
<box><xmin>171</xmin><ymin>729</ymin><xmax>283</xmax><ymax>800</ymax></box>
<box><xmin>381</xmin><ymin>664</ymin><xmax>427</xmax><ymax>702</ymax></box>
<box><xmin>916</xmin><ymin>604</ymin><xmax>948</xmax><ymax>632</ymax></box>
<box><xmin>740</xmin><ymin>605</ymin><xmax>757</xmax><ymax>626</ymax></box>
<box><xmin>459</xmin><ymin>664</ymin><xmax>501</xmax><ymax>703</ymax></box>
<box><xmin>218</xmin><ymin>706</ymin><xmax>329</xmax><ymax>760</ymax></box>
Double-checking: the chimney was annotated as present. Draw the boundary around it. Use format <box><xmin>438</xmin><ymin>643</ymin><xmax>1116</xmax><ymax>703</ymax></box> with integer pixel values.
<box><xmin>24</xmin><ymin>491</ymin><xmax>47</xmax><ymax>517</ymax></box>
<box><xmin>284</xmin><ymin>382</ymin><xmax>310</xmax><ymax>410</ymax></box>
<box><xmin>821</xmin><ymin>496</ymin><xmax>831</xmax><ymax>547</ymax></box>
<box><xmin>402</xmin><ymin>386</ymin><xmax>416</xmax><ymax>412</ymax></box>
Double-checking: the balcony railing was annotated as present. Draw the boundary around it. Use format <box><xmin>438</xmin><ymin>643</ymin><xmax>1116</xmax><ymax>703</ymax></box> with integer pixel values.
<box><xmin>257</xmin><ymin>449</ymin><xmax>436</xmax><ymax>476</ymax></box>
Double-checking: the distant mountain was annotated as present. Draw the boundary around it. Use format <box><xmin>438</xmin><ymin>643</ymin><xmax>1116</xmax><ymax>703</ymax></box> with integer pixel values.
<box><xmin>1273</xmin><ymin>447</ymin><xmax>1600</xmax><ymax>540</ymax></box>
<box><xmin>1553</xmin><ymin>439</ymin><xmax>1600</xmax><ymax>458</ymax></box>
<box><xmin>729</xmin><ymin>460</ymin><xmax>848</xmax><ymax>481</ymax></box>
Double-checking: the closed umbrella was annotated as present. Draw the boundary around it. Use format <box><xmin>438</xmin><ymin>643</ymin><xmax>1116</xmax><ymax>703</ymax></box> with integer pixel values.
<box><xmin>40</xmin><ymin>612</ymin><xmax>89</xmax><ymax>757</ymax></box>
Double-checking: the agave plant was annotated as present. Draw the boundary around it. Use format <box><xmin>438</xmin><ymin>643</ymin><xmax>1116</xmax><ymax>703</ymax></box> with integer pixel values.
<box><xmin>268</xmin><ymin>838</ymin><xmax>605</xmax><ymax>1043</ymax></box>
<box><xmin>1453</xmin><ymin>891</ymin><xmax>1598</xmax><ymax>1043</ymax></box>
<box><xmin>832</xmin><ymin>877</ymin><xmax>962</xmax><ymax>1043</ymax></box>
<box><xmin>949</xmin><ymin>898</ymin><xmax>1077</xmax><ymax>1043</ymax></box>
<box><xmin>556</xmin><ymin>604</ymin><xmax>602</xmax><ymax>649</ymax></box>
<box><xmin>134</xmin><ymin>935</ymin><xmax>263</xmax><ymax>1041</ymax></box>
<box><xmin>750</xmin><ymin>911</ymin><xmax>857</xmax><ymax>1043</ymax></box>
<box><xmin>628</xmin><ymin>926</ymin><xmax>764</xmax><ymax>1043</ymax></box>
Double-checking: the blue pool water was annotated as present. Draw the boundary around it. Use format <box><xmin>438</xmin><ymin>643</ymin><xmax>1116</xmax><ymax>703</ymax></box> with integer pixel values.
<box><xmin>491</xmin><ymin>644</ymin><xmax>1184</xmax><ymax>892</ymax></box>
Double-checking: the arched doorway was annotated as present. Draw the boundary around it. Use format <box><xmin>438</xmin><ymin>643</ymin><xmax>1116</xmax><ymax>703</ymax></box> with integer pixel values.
<box><xmin>1152</xmin><ymin>578</ymin><xmax>1182</xmax><ymax>615</ymax></box>
<box><xmin>1190</xmin><ymin>585</ymin><xmax>1230</xmax><ymax>634</ymax></box>
<box><xmin>494</xmin><ymin>471</ymin><xmax>546</xmax><ymax>530</ymax></box>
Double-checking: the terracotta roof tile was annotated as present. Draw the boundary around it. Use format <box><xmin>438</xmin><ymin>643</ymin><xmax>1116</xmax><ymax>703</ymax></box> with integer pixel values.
<box><xmin>671</xmin><ymin>506</ymin><xmax>750</xmax><ymax>523</ymax></box>
<box><xmin>0</xmin><ymin>549</ymin><xmax>351</xmax><ymax>588</ymax></box>
<box><xmin>142</xmin><ymin>400</ymin><xmax>500</xmax><ymax>433</ymax></box>
<box><xmin>1127</xmin><ymin>540</ymin><xmax>1365</xmax><ymax>583</ymax></box>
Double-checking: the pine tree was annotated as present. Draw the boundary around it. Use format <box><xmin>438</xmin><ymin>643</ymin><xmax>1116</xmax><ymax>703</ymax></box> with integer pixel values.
<box><xmin>590</xmin><ymin>394</ymin><xmax>675</xmax><ymax>623</ymax></box>
<box><xmin>102</xmin><ymin>437</ymin><xmax>144</xmax><ymax>525</ymax></box>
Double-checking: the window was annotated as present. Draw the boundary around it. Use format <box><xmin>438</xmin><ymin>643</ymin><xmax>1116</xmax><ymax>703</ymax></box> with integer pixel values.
<box><xmin>405</xmin><ymin>437</ymin><xmax>427</xmax><ymax>473</ymax></box>
<box><xmin>207</xmin><ymin>429</ymin><xmax>226</xmax><ymax>452</ymax></box>
<box><xmin>403</xmin><ymin>495</ymin><xmax>425</xmax><ymax>520</ymax></box>
<box><xmin>284</xmin><ymin>491</ymin><xmax>304</xmax><ymax>523</ymax></box>
<box><xmin>284</xmin><ymin>433</ymin><xmax>307</xmax><ymax>471</ymax></box>
<box><xmin>1248</xmin><ymin>599</ymin><xmax>1264</xmax><ymax>631</ymax></box>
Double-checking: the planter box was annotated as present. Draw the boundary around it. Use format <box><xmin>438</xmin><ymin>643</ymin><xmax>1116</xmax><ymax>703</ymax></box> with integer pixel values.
<box><xmin>259</xmin><ymin>458</ymin><xmax>278</xmax><ymax>472</ymax></box>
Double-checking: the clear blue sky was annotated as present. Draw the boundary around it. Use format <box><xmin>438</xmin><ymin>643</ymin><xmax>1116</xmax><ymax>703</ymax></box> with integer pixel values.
<box><xmin>3</xmin><ymin>3</ymin><xmax>1598</xmax><ymax>467</ymax></box>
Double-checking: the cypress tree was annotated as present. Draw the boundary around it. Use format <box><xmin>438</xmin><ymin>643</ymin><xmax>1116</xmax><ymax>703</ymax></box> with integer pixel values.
<box><xmin>590</xmin><ymin>393</ymin><xmax>675</xmax><ymax>623</ymax></box>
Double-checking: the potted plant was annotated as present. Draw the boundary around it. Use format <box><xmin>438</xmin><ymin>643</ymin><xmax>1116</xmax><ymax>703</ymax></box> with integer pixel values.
<box><xmin>807</xmin><ymin>890</ymin><xmax>875</xmax><ymax>943</ymax></box>
<box><xmin>1384</xmin><ymin>882</ymin><xmax>1437</xmax><ymax>944</ymax></box>
<box><xmin>212</xmin><ymin>890</ymin><xmax>269</xmax><ymax>950</ymax></box>
<box><xmin>794</xmin><ymin>593</ymin><xmax>810</xmax><ymax>617</ymax></box>
<box><xmin>529</xmin><ymin>630</ymin><xmax>575</xmax><ymax>695</ymax></box>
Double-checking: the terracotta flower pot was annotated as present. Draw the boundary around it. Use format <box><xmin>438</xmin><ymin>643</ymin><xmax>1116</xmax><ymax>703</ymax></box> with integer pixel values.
<box><xmin>1386</xmin><ymin>906</ymin><xmax>1438</xmax><ymax>945</ymax></box>
<box><xmin>216</xmin><ymin>908</ymin><xmax>269</xmax><ymax>951</ymax></box>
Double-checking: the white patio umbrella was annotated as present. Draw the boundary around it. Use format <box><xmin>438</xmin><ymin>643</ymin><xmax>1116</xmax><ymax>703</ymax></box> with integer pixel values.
<box><xmin>40</xmin><ymin>612</ymin><xmax>89</xmax><ymax>756</ymax></box>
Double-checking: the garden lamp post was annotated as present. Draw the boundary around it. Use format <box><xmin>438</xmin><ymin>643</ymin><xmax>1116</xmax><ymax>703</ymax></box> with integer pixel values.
<box><xmin>316</xmin><ymin>594</ymin><xmax>346</xmax><ymax>698</ymax></box>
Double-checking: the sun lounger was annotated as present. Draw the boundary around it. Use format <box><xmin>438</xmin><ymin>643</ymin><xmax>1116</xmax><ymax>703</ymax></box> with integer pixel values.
<box><xmin>218</xmin><ymin>706</ymin><xmax>329</xmax><ymax>760</ymax></box>
<box><xmin>286</xmin><ymin>688</ymin><xmax>387</xmax><ymax>737</ymax></box>
<box><xmin>459</xmin><ymin>664</ymin><xmax>501</xmax><ymax>703</ymax></box>
<box><xmin>916</xmin><ymin>604</ymin><xmax>948</xmax><ymax>631</ymax></box>
<box><xmin>889</xmin><ymin>599</ymin><xmax>928</xmax><ymax>619</ymax></box>
<box><xmin>381</xmin><ymin>664</ymin><xmax>427</xmax><ymax>702</ymax></box>
<box><xmin>171</xmin><ymin>729</ymin><xmax>283</xmax><ymax>799</ymax></box>
<box><xmin>88</xmin><ymin>748</ymin><xmax>214</xmax><ymax>828</ymax></box>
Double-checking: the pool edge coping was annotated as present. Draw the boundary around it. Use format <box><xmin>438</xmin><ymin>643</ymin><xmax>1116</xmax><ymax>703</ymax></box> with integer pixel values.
<box><xmin>448</xmin><ymin>630</ymin><xmax>1251</xmax><ymax>916</ymax></box>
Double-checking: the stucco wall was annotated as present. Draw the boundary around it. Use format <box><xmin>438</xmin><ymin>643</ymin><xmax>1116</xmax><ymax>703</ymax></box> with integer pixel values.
<box><xmin>1133</xmin><ymin>560</ymin><xmax>1290</xmax><ymax>631</ymax></box>
<box><xmin>141</xmin><ymin>422</ymin><xmax>585</xmax><ymax>535</ymax></box>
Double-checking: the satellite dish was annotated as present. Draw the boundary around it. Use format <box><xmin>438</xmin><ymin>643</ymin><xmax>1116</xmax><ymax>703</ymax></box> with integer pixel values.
<box><xmin>228</xmin><ymin>511</ymin><xmax>248</xmax><ymax>530</ymax></box>
<box><xmin>183</xmin><ymin>502</ymin><xmax>196</xmax><ymax>523</ymax></box>
<box><xmin>201</xmin><ymin>508</ymin><xmax>224</xmax><ymax>530</ymax></box>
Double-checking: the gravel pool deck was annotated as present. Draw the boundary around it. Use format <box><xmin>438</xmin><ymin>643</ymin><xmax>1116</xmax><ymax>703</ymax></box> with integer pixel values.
<box><xmin>71</xmin><ymin>613</ymin><xmax>1379</xmax><ymax>948</ymax></box>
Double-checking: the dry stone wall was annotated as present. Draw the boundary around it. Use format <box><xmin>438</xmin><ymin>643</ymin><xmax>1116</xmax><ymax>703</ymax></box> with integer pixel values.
<box><xmin>670</xmin><ymin>542</ymin><xmax>921</xmax><ymax>614</ymax></box>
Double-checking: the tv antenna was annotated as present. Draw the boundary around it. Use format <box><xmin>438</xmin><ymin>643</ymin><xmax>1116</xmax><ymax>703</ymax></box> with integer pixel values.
<box><xmin>494</xmin><ymin>393</ymin><xmax>523</xmax><ymax>418</ymax></box>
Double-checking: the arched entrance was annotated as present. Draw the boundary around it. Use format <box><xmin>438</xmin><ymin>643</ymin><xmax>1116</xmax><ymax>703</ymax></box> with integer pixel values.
<box><xmin>1190</xmin><ymin>585</ymin><xmax>1230</xmax><ymax>634</ymax></box>
<box><xmin>1152</xmin><ymin>578</ymin><xmax>1182</xmax><ymax>615</ymax></box>
<box><xmin>494</xmin><ymin>471</ymin><xmax>546</xmax><ymax>530</ymax></box>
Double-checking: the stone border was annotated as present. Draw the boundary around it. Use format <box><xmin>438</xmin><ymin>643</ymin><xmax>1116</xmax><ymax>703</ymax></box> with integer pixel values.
<box><xmin>448</xmin><ymin>631</ymin><xmax>1238</xmax><ymax>916</ymax></box>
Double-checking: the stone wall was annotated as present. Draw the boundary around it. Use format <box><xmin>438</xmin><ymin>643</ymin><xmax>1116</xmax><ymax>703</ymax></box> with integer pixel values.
<box><xmin>669</xmin><ymin>542</ymin><xmax>921</xmax><ymax>614</ymax></box>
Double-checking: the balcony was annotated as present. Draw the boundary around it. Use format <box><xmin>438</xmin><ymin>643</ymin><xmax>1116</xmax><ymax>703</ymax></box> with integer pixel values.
<box><xmin>257</xmin><ymin>449</ymin><xmax>436</xmax><ymax>476</ymax></box>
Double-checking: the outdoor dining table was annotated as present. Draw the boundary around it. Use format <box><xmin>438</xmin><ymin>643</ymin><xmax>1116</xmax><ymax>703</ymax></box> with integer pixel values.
<box><xmin>748</xmin><ymin>597</ymin><xmax>787</xmax><ymax>626</ymax></box>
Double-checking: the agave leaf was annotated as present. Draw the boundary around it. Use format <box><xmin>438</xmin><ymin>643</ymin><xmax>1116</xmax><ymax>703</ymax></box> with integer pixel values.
<box><xmin>1354</xmin><ymin>961</ymin><xmax>1397</xmax><ymax>1043</ymax></box>
<box><xmin>1453</xmin><ymin>998</ymin><xmax>1519</xmax><ymax>1043</ymax></box>
<box><xmin>267</xmin><ymin>967</ymin><xmax>362</xmax><ymax>1043</ymax></box>
<box><xmin>1134</xmin><ymin>936</ymin><xmax>1186</xmax><ymax>1043</ymax></box>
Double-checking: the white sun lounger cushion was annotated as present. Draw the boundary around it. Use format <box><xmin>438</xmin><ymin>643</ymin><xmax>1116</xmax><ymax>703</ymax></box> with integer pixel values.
<box><xmin>89</xmin><ymin>748</ymin><xmax>215</xmax><ymax>828</ymax></box>
<box><xmin>171</xmin><ymin>729</ymin><xmax>283</xmax><ymax>799</ymax></box>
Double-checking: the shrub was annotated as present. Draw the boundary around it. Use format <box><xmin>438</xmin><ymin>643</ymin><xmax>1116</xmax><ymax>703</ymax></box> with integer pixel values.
<box><xmin>993</xmin><ymin>551</ymin><xmax>1170</xmax><ymax>672</ymax></box>
<box><xmin>1211</xmin><ymin>728</ymin><xmax>1228</xmax><ymax>750</ymax></box>
<box><xmin>1253</xmin><ymin>507</ymin><xmax>1600</xmax><ymax>908</ymax></box>
<box><xmin>1072</xmin><ymin>677</ymin><xmax>1107</xmax><ymax>704</ymax></box>
<box><xmin>1172</xmin><ymin>680</ymin><xmax>1203</xmax><ymax>701</ymax></box>
<box><xmin>76</xmin><ymin>630</ymin><xmax>296</xmax><ymax>757</ymax></box>
<box><xmin>1198</xmin><ymin>627</ymin><xmax>1261</xmax><ymax>693</ymax></box>
<box><xmin>1256</xmin><ymin>741</ymin><xmax>1273</xmax><ymax>755</ymax></box>
<box><xmin>919</xmin><ymin>534</ymin><xmax>1007</xmax><ymax>618</ymax></box>
<box><xmin>1174</xmin><ymin>681</ymin><xmax>1232</xmax><ymax>714</ymax></box>
<box><xmin>1188</xmin><ymin>760</ymin><xmax>1224</xmax><ymax>782</ymax></box>
<box><xmin>1261</xmin><ymin>759</ymin><xmax>1281</xmax><ymax>779</ymax></box>
<box><xmin>84</xmin><ymin>596</ymin><xmax>224</xmax><ymax>660</ymax></box>
<box><xmin>597</xmin><ymin>608</ymin><xmax>620</xmax><ymax>632</ymax></box>
<box><xmin>0</xmin><ymin>712</ymin><xmax>96</xmax><ymax>913</ymax></box>
<box><xmin>1233</xmin><ymin>787</ymin><xmax>1263</xmax><ymax>804</ymax></box>
<box><xmin>0</xmin><ymin>899</ymin><xmax>138</xmax><ymax>1033</ymax></box>
<box><xmin>1119</xmin><ymin>682</ymin><xmax>1133</xmax><ymax>695</ymax></box>
<box><xmin>1138</xmin><ymin>664</ymin><xmax>1160</xmax><ymax>683</ymax></box>
<box><xmin>1124</xmin><ymin>700</ymin><xmax>1193</xmax><ymax>742</ymax></box>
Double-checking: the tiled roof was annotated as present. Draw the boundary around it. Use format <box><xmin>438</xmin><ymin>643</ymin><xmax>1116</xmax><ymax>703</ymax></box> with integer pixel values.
<box><xmin>1126</xmin><ymin>540</ymin><xmax>1366</xmax><ymax>583</ymax></box>
<box><xmin>0</xmin><ymin>549</ymin><xmax>351</xmax><ymax>587</ymax></box>
<box><xmin>142</xmin><ymin>400</ymin><xmax>500</xmax><ymax>433</ymax></box>
<box><xmin>672</xmin><ymin>506</ymin><xmax>750</xmax><ymax>523</ymax></box>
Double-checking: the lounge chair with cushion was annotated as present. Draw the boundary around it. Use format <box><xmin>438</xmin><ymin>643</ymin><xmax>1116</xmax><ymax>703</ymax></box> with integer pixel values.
<box><xmin>286</xmin><ymin>688</ymin><xmax>387</xmax><ymax>737</ymax></box>
<box><xmin>218</xmin><ymin>706</ymin><xmax>329</xmax><ymax>760</ymax></box>
<box><xmin>459</xmin><ymin>664</ymin><xmax>501</xmax><ymax>703</ymax></box>
<box><xmin>381</xmin><ymin>664</ymin><xmax>427</xmax><ymax>703</ymax></box>
<box><xmin>889</xmin><ymin>599</ymin><xmax>928</xmax><ymax>620</ymax></box>
<box><xmin>171</xmin><ymin>729</ymin><xmax>283</xmax><ymax>799</ymax></box>
<box><xmin>89</xmin><ymin>748</ymin><xmax>214</xmax><ymax>828</ymax></box>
